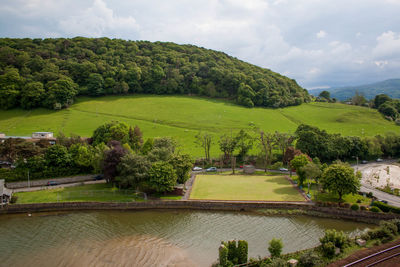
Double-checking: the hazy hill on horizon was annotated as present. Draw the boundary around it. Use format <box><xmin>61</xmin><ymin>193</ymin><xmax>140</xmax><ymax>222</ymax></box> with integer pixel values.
<box><xmin>309</xmin><ymin>79</ymin><xmax>400</xmax><ymax>101</ymax></box>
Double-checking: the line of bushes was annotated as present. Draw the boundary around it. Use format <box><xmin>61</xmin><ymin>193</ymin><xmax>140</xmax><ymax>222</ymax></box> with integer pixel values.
<box><xmin>371</xmin><ymin>201</ymin><xmax>400</xmax><ymax>214</ymax></box>
<box><xmin>0</xmin><ymin>167</ymin><xmax>86</xmax><ymax>183</ymax></box>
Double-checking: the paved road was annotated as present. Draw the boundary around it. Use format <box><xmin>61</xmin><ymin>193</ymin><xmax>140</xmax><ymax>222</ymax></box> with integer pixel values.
<box><xmin>12</xmin><ymin>179</ymin><xmax>106</xmax><ymax>193</ymax></box>
<box><xmin>360</xmin><ymin>184</ymin><xmax>400</xmax><ymax>207</ymax></box>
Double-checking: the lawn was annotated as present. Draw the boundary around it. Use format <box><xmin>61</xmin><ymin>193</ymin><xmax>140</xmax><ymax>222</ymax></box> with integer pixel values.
<box><xmin>14</xmin><ymin>183</ymin><xmax>141</xmax><ymax>203</ymax></box>
<box><xmin>189</xmin><ymin>174</ymin><xmax>306</xmax><ymax>201</ymax></box>
<box><xmin>0</xmin><ymin>95</ymin><xmax>397</xmax><ymax>157</ymax></box>
<box><xmin>292</xmin><ymin>177</ymin><xmax>371</xmax><ymax>205</ymax></box>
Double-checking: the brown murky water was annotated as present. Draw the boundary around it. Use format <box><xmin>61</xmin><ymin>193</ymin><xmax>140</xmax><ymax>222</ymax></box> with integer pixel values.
<box><xmin>0</xmin><ymin>210</ymin><xmax>372</xmax><ymax>266</ymax></box>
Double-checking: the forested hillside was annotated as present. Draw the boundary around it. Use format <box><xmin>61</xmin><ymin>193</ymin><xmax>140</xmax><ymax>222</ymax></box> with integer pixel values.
<box><xmin>0</xmin><ymin>37</ymin><xmax>309</xmax><ymax>110</ymax></box>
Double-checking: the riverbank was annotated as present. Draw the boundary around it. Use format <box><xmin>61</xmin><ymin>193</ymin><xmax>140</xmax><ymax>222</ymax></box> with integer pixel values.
<box><xmin>1</xmin><ymin>200</ymin><xmax>399</xmax><ymax>224</ymax></box>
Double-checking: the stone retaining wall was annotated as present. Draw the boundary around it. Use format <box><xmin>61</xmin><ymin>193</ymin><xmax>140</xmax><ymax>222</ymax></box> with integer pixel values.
<box><xmin>5</xmin><ymin>175</ymin><xmax>96</xmax><ymax>189</ymax></box>
<box><xmin>1</xmin><ymin>200</ymin><xmax>399</xmax><ymax>223</ymax></box>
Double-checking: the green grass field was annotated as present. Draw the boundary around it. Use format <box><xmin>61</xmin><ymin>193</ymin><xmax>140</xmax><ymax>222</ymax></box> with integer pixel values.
<box><xmin>14</xmin><ymin>183</ymin><xmax>141</xmax><ymax>203</ymax></box>
<box><xmin>189</xmin><ymin>174</ymin><xmax>306</xmax><ymax>201</ymax></box>
<box><xmin>0</xmin><ymin>95</ymin><xmax>397</xmax><ymax>156</ymax></box>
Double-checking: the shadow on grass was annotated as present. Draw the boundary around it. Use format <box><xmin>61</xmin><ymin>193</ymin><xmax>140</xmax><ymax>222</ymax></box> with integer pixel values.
<box><xmin>265</xmin><ymin>176</ymin><xmax>290</xmax><ymax>185</ymax></box>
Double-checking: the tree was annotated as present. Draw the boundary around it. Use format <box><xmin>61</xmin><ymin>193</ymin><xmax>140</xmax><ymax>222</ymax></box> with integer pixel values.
<box><xmin>116</xmin><ymin>153</ymin><xmax>151</xmax><ymax>189</ymax></box>
<box><xmin>92</xmin><ymin>121</ymin><xmax>129</xmax><ymax>145</ymax></box>
<box><xmin>255</xmin><ymin>129</ymin><xmax>275</xmax><ymax>172</ymax></box>
<box><xmin>268</xmin><ymin>238</ymin><xmax>283</xmax><ymax>258</ymax></box>
<box><xmin>44</xmin><ymin>78</ymin><xmax>78</xmax><ymax>109</ymax></box>
<box><xmin>320</xmin><ymin>163</ymin><xmax>361</xmax><ymax>201</ymax></box>
<box><xmin>319</xmin><ymin>90</ymin><xmax>331</xmax><ymax>100</ymax></box>
<box><xmin>283</xmin><ymin>146</ymin><xmax>302</xmax><ymax>165</ymax></box>
<box><xmin>148</xmin><ymin>161</ymin><xmax>177</xmax><ymax>193</ymax></box>
<box><xmin>128</xmin><ymin>125</ymin><xmax>143</xmax><ymax>151</ymax></box>
<box><xmin>274</xmin><ymin>131</ymin><xmax>295</xmax><ymax>162</ymax></box>
<box><xmin>195</xmin><ymin>131</ymin><xmax>213</xmax><ymax>162</ymax></box>
<box><xmin>102</xmin><ymin>141</ymin><xmax>127</xmax><ymax>183</ymax></box>
<box><xmin>351</xmin><ymin>91</ymin><xmax>367</xmax><ymax>106</ymax></box>
<box><xmin>219</xmin><ymin>133</ymin><xmax>237</xmax><ymax>170</ymax></box>
<box><xmin>169</xmin><ymin>154</ymin><xmax>193</xmax><ymax>184</ymax></box>
<box><xmin>290</xmin><ymin>154</ymin><xmax>310</xmax><ymax>186</ymax></box>
<box><xmin>20</xmin><ymin>81</ymin><xmax>45</xmax><ymax>109</ymax></box>
<box><xmin>147</xmin><ymin>137</ymin><xmax>177</xmax><ymax>162</ymax></box>
<box><xmin>44</xmin><ymin>144</ymin><xmax>71</xmax><ymax>167</ymax></box>
<box><xmin>141</xmin><ymin>138</ymin><xmax>154</xmax><ymax>154</ymax></box>
<box><xmin>0</xmin><ymin>68</ymin><xmax>23</xmax><ymax>109</ymax></box>
<box><xmin>374</xmin><ymin>94</ymin><xmax>391</xmax><ymax>108</ymax></box>
<box><xmin>379</xmin><ymin>102</ymin><xmax>398</xmax><ymax>120</ymax></box>
<box><xmin>235</xmin><ymin>129</ymin><xmax>253</xmax><ymax>162</ymax></box>
<box><xmin>87</xmin><ymin>73</ymin><xmax>105</xmax><ymax>96</ymax></box>
<box><xmin>302</xmin><ymin>162</ymin><xmax>322</xmax><ymax>194</ymax></box>
<box><xmin>69</xmin><ymin>143</ymin><xmax>93</xmax><ymax>170</ymax></box>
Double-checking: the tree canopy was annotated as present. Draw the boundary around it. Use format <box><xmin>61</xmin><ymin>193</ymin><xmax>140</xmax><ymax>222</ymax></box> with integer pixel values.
<box><xmin>0</xmin><ymin>37</ymin><xmax>309</xmax><ymax>110</ymax></box>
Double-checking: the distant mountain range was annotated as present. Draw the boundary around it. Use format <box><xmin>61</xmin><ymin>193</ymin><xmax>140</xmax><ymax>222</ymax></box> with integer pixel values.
<box><xmin>308</xmin><ymin>79</ymin><xmax>400</xmax><ymax>101</ymax></box>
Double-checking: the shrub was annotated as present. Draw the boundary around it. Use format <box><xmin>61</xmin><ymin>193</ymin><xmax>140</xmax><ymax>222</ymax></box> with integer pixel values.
<box><xmin>227</xmin><ymin>240</ymin><xmax>238</xmax><ymax>264</ymax></box>
<box><xmin>9</xmin><ymin>195</ymin><xmax>18</xmax><ymax>204</ymax></box>
<box><xmin>360</xmin><ymin>206</ymin><xmax>367</xmax><ymax>211</ymax></box>
<box><xmin>321</xmin><ymin>242</ymin><xmax>336</xmax><ymax>258</ymax></box>
<box><xmin>237</xmin><ymin>240</ymin><xmax>248</xmax><ymax>264</ymax></box>
<box><xmin>268</xmin><ymin>238</ymin><xmax>283</xmax><ymax>258</ymax></box>
<box><xmin>319</xmin><ymin>229</ymin><xmax>349</xmax><ymax>249</ymax></box>
<box><xmin>367</xmin><ymin>192</ymin><xmax>373</xmax><ymax>198</ymax></box>
<box><xmin>380</xmin><ymin>221</ymin><xmax>398</xmax><ymax>235</ymax></box>
<box><xmin>370</xmin><ymin>206</ymin><xmax>381</xmax><ymax>213</ymax></box>
<box><xmin>390</xmin><ymin>219</ymin><xmax>400</xmax><ymax>230</ymax></box>
<box><xmin>351</xmin><ymin>204</ymin><xmax>360</xmax><ymax>211</ymax></box>
<box><xmin>371</xmin><ymin>201</ymin><xmax>400</xmax><ymax>214</ymax></box>
<box><xmin>298</xmin><ymin>251</ymin><xmax>321</xmax><ymax>267</ymax></box>
<box><xmin>269</xmin><ymin>258</ymin><xmax>287</xmax><ymax>267</ymax></box>
<box><xmin>356</xmin><ymin>199</ymin><xmax>362</xmax><ymax>203</ymax></box>
<box><xmin>219</xmin><ymin>244</ymin><xmax>229</xmax><ymax>266</ymax></box>
<box><xmin>367</xmin><ymin>227</ymin><xmax>394</xmax><ymax>243</ymax></box>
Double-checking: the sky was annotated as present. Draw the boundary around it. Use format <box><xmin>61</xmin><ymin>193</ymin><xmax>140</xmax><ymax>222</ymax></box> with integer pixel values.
<box><xmin>0</xmin><ymin>0</ymin><xmax>399</xmax><ymax>89</ymax></box>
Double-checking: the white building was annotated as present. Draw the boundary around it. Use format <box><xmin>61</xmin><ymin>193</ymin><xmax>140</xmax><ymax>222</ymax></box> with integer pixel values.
<box><xmin>32</xmin><ymin>132</ymin><xmax>54</xmax><ymax>139</ymax></box>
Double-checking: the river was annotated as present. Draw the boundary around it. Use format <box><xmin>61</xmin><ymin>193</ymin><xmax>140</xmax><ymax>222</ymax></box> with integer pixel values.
<box><xmin>0</xmin><ymin>210</ymin><xmax>372</xmax><ymax>266</ymax></box>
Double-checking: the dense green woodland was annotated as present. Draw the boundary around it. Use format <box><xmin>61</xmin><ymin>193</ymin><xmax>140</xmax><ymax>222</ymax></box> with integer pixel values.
<box><xmin>0</xmin><ymin>37</ymin><xmax>309</xmax><ymax>110</ymax></box>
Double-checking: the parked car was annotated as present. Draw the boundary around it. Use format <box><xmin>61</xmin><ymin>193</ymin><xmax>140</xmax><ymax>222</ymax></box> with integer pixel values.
<box><xmin>376</xmin><ymin>158</ymin><xmax>383</xmax><ymax>162</ymax></box>
<box><xmin>93</xmin><ymin>174</ymin><xmax>104</xmax><ymax>180</ymax></box>
<box><xmin>192</xmin><ymin>166</ymin><xmax>203</xmax><ymax>171</ymax></box>
<box><xmin>206</xmin><ymin>167</ymin><xmax>217</xmax><ymax>172</ymax></box>
<box><xmin>361</xmin><ymin>160</ymin><xmax>368</xmax><ymax>164</ymax></box>
<box><xmin>279</xmin><ymin>168</ymin><xmax>288</xmax><ymax>172</ymax></box>
<box><xmin>47</xmin><ymin>181</ymin><xmax>59</xmax><ymax>186</ymax></box>
<box><xmin>378</xmin><ymin>199</ymin><xmax>388</xmax><ymax>204</ymax></box>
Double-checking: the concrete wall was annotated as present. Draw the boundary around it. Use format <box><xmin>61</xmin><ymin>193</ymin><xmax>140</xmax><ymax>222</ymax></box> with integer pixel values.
<box><xmin>5</xmin><ymin>175</ymin><xmax>96</xmax><ymax>189</ymax></box>
<box><xmin>1</xmin><ymin>200</ymin><xmax>399</xmax><ymax>223</ymax></box>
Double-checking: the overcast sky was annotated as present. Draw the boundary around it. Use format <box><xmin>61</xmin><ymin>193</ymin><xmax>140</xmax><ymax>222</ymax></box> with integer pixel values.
<box><xmin>1</xmin><ymin>0</ymin><xmax>399</xmax><ymax>89</ymax></box>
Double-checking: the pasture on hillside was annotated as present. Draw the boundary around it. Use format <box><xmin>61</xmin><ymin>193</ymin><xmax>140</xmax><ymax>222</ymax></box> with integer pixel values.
<box><xmin>0</xmin><ymin>95</ymin><xmax>397</xmax><ymax>157</ymax></box>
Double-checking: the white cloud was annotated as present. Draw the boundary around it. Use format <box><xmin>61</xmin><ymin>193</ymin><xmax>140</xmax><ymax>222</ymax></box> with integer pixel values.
<box><xmin>373</xmin><ymin>31</ymin><xmax>400</xmax><ymax>59</ymax></box>
<box><xmin>316</xmin><ymin>30</ymin><xmax>327</xmax><ymax>39</ymax></box>
<box><xmin>58</xmin><ymin>0</ymin><xmax>139</xmax><ymax>37</ymax></box>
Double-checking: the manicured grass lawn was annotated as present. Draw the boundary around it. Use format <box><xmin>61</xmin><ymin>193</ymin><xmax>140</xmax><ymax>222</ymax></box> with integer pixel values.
<box><xmin>189</xmin><ymin>174</ymin><xmax>306</xmax><ymax>201</ymax></box>
<box><xmin>14</xmin><ymin>183</ymin><xmax>141</xmax><ymax>203</ymax></box>
<box><xmin>0</xmin><ymin>95</ymin><xmax>397</xmax><ymax>157</ymax></box>
<box><xmin>292</xmin><ymin>177</ymin><xmax>371</xmax><ymax>205</ymax></box>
